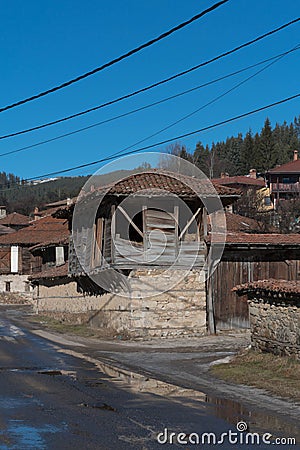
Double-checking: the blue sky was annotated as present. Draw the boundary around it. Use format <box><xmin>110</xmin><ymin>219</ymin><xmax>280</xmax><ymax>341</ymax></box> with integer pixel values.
<box><xmin>0</xmin><ymin>0</ymin><xmax>299</xmax><ymax>179</ymax></box>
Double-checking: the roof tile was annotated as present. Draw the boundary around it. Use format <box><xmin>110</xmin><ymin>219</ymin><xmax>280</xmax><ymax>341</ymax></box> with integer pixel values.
<box><xmin>233</xmin><ymin>279</ymin><xmax>300</xmax><ymax>295</ymax></box>
<box><xmin>0</xmin><ymin>216</ymin><xmax>69</xmax><ymax>246</ymax></box>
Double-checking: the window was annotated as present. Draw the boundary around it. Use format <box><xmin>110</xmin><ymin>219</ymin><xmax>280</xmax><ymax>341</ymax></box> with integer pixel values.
<box><xmin>55</xmin><ymin>246</ymin><xmax>65</xmax><ymax>266</ymax></box>
<box><xmin>5</xmin><ymin>281</ymin><xmax>11</xmax><ymax>292</ymax></box>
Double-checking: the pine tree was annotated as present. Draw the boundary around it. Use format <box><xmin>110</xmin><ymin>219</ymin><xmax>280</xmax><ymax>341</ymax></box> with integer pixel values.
<box><xmin>240</xmin><ymin>130</ymin><xmax>254</xmax><ymax>174</ymax></box>
<box><xmin>258</xmin><ymin>118</ymin><xmax>277</xmax><ymax>172</ymax></box>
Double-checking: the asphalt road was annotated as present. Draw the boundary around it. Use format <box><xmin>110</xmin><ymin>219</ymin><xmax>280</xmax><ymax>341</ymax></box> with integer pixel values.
<box><xmin>0</xmin><ymin>305</ymin><xmax>299</xmax><ymax>450</ymax></box>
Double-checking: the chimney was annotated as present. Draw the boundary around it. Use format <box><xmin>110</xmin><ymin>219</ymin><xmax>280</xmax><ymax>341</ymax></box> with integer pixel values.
<box><xmin>33</xmin><ymin>206</ymin><xmax>41</xmax><ymax>221</ymax></box>
<box><xmin>294</xmin><ymin>150</ymin><xmax>298</xmax><ymax>161</ymax></box>
<box><xmin>249</xmin><ymin>169</ymin><xmax>257</xmax><ymax>179</ymax></box>
<box><xmin>0</xmin><ymin>206</ymin><xmax>6</xmax><ymax>219</ymax></box>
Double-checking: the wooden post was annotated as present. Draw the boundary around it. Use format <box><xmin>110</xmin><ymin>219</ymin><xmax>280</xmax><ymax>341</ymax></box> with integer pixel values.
<box><xmin>111</xmin><ymin>205</ymin><xmax>116</xmax><ymax>264</ymax></box>
<box><xmin>202</xmin><ymin>208</ymin><xmax>208</xmax><ymax>237</ymax></box>
<box><xmin>94</xmin><ymin>218</ymin><xmax>103</xmax><ymax>267</ymax></box>
<box><xmin>197</xmin><ymin>207</ymin><xmax>202</xmax><ymax>241</ymax></box>
<box><xmin>142</xmin><ymin>206</ymin><xmax>147</xmax><ymax>262</ymax></box>
<box><xmin>206</xmin><ymin>261</ymin><xmax>216</xmax><ymax>334</ymax></box>
<box><xmin>174</xmin><ymin>205</ymin><xmax>179</xmax><ymax>258</ymax></box>
<box><xmin>90</xmin><ymin>223</ymin><xmax>96</xmax><ymax>270</ymax></box>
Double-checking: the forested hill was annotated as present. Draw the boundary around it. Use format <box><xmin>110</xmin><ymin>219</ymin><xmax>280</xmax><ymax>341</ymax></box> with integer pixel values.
<box><xmin>1</xmin><ymin>117</ymin><xmax>300</xmax><ymax>214</ymax></box>
<box><xmin>0</xmin><ymin>170</ymin><xmax>139</xmax><ymax>215</ymax></box>
<box><xmin>181</xmin><ymin>117</ymin><xmax>300</xmax><ymax>178</ymax></box>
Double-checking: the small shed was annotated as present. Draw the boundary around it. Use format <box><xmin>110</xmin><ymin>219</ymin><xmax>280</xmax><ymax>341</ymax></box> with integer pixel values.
<box><xmin>208</xmin><ymin>233</ymin><xmax>300</xmax><ymax>330</ymax></box>
<box><xmin>234</xmin><ymin>280</ymin><xmax>300</xmax><ymax>359</ymax></box>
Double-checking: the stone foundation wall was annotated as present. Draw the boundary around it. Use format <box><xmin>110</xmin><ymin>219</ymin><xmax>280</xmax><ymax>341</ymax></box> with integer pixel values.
<box><xmin>249</xmin><ymin>297</ymin><xmax>300</xmax><ymax>359</ymax></box>
<box><xmin>35</xmin><ymin>269</ymin><xmax>207</xmax><ymax>338</ymax></box>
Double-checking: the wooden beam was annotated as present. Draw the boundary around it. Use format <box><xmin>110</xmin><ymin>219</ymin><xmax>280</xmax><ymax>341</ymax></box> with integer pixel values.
<box><xmin>202</xmin><ymin>208</ymin><xmax>208</xmax><ymax>237</ymax></box>
<box><xmin>95</xmin><ymin>218</ymin><xmax>103</xmax><ymax>267</ymax></box>
<box><xmin>142</xmin><ymin>206</ymin><xmax>147</xmax><ymax>262</ymax></box>
<box><xmin>117</xmin><ymin>205</ymin><xmax>144</xmax><ymax>239</ymax></box>
<box><xmin>90</xmin><ymin>223</ymin><xmax>96</xmax><ymax>269</ymax></box>
<box><xmin>179</xmin><ymin>207</ymin><xmax>201</xmax><ymax>241</ymax></box>
<box><xmin>206</xmin><ymin>263</ymin><xmax>216</xmax><ymax>334</ymax></box>
<box><xmin>174</xmin><ymin>205</ymin><xmax>179</xmax><ymax>257</ymax></box>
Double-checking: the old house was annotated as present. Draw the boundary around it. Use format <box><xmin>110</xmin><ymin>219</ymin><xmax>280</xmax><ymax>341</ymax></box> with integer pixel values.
<box><xmin>213</xmin><ymin>171</ymin><xmax>272</xmax><ymax>214</ymax></box>
<box><xmin>267</xmin><ymin>150</ymin><xmax>300</xmax><ymax>204</ymax></box>
<box><xmin>38</xmin><ymin>170</ymin><xmax>238</xmax><ymax>337</ymax></box>
<box><xmin>30</xmin><ymin>171</ymin><xmax>300</xmax><ymax>338</ymax></box>
<box><xmin>0</xmin><ymin>215</ymin><xmax>69</xmax><ymax>294</ymax></box>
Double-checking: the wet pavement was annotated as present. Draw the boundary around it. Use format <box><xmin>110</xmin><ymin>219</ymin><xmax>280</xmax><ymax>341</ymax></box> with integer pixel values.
<box><xmin>0</xmin><ymin>305</ymin><xmax>299</xmax><ymax>449</ymax></box>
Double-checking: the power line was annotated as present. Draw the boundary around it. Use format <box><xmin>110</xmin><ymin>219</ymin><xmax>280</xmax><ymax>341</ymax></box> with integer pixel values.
<box><xmin>1</xmin><ymin>17</ymin><xmax>299</xmax><ymax>141</ymax></box>
<box><xmin>2</xmin><ymin>91</ymin><xmax>297</xmax><ymax>190</ymax></box>
<box><xmin>2</xmin><ymin>45</ymin><xmax>299</xmax><ymax>159</ymax></box>
<box><xmin>0</xmin><ymin>0</ymin><xmax>229</xmax><ymax>114</ymax></box>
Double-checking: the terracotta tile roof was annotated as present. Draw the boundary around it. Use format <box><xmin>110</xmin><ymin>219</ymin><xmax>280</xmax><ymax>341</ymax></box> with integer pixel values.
<box><xmin>0</xmin><ymin>216</ymin><xmax>69</xmax><ymax>246</ymax></box>
<box><xmin>206</xmin><ymin>232</ymin><xmax>300</xmax><ymax>245</ymax></box>
<box><xmin>225</xmin><ymin>213</ymin><xmax>267</xmax><ymax>232</ymax></box>
<box><xmin>29</xmin><ymin>262</ymin><xmax>69</xmax><ymax>281</ymax></box>
<box><xmin>29</xmin><ymin>236</ymin><xmax>69</xmax><ymax>252</ymax></box>
<box><xmin>225</xmin><ymin>233</ymin><xmax>300</xmax><ymax>245</ymax></box>
<box><xmin>101</xmin><ymin>171</ymin><xmax>240</xmax><ymax>198</ymax></box>
<box><xmin>0</xmin><ymin>212</ymin><xmax>30</xmax><ymax>226</ymax></box>
<box><xmin>54</xmin><ymin>172</ymin><xmax>240</xmax><ymax>219</ymax></box>
<box><xmin>233</xmin><ymin>279</ymin><xmax>300</xmax><ymax>295</ymax></box>
<box><xmin>0</xmin><ymin>225</ymin><xmax>15</xmax><ymax>235</ymax></box>
<box><xmin>267</xmin><ymin>159</ymin><xmax>300</xmax><ymax>174</ymax></box>
<box><xmin>208</xmin><ymin>212</ymin><xmax>278</xmax><ymax>234</ymax></box>
<box><xmin>212</xmin><ymin>175</ymin><xmax>265</xmax><ymax>187</ymax></box>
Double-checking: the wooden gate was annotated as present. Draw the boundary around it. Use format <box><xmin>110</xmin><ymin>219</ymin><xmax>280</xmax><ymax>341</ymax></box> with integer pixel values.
<box><xmin>0</xmin><ymin>248</ymin><xmax>10</xmax><ymax>273</ymax></box>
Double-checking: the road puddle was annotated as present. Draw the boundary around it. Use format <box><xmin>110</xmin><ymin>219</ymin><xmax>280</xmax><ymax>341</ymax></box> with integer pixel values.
<box><xmin>59</xmin><ymin>348</ymin><xmax>300</xmax><ymax>442</ymax></box>
<box><xmin>37</xmin><ymin>369</ymin><xmax>77</xmax><ymax>379</ymax></box>
<box><xmin>0</xmin><ymin>397</ymin><xmax>41</xmax><ymax>410</ymax></box>
<box><xmin>0</xmin><ymin>421</ymin><xmax>67</xmax><ymax>450</ymax></box>
<box><xmin>207</xmin><ymin>396</ymin><xmax>300</xmax><ymax>440</ymax></box>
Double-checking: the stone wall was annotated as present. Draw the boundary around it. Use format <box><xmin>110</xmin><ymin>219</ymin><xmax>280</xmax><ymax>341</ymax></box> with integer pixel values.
<box><xmin>249</xmin><ymin>296</ymin><xmax>300</xmax><ymax>359</ymax></box>
<box><xmin>35</xmin><ymin>269</ymin><xmax>207</xmax><ymax>338</ymax></box>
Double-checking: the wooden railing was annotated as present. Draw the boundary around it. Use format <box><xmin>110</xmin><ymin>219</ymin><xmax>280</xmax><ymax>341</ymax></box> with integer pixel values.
<box><xmin>270</xmin><ymin>182</ymin><xmax>300</xmax><ymax>193</ymax></box>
